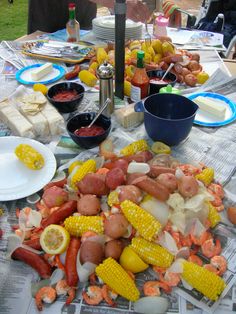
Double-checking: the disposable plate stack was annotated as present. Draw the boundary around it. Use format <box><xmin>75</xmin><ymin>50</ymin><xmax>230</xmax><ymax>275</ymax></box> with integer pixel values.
<box><xmin>92</xmin><ymin>16</ymin><xmax>143</xmax><ymax>41</ymax></box>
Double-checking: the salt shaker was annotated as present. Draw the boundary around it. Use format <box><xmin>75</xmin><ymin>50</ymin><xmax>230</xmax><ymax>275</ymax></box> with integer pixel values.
<box><xmin>96</xmin><ymin>61</ymin><xmax>114</xmax><ymax>117</ymax></box>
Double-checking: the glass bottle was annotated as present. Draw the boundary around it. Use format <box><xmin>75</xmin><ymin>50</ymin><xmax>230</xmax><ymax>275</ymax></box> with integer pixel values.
<box><xmin>66</xmin><ymin>3</ymin><xmax>80</xmax><ymax>42</ymax></box>
<box><xmin>131</xmin><ymin>51</ymin><xmax>150</xmax><ymax>102</ymax></box>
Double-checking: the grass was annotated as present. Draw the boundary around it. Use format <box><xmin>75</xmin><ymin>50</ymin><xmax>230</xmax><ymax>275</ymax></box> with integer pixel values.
<box><xmin>0</xmin><ymin>0</ymin><xmax>28</xmax><ymax>40</ymax></box>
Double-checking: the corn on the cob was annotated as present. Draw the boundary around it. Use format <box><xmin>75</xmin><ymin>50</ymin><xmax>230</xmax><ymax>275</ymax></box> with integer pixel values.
<box><xmin>131</xmin><ymin>237</ymin><xmax>174</xmax><ymax>268</ymax></box>
<box><xmin>64</xmin><ymin>216</ymin><xmax>103</xmax><ymax>237</ymax></box>
<box><xmin>15</xmin><ymin>144</ymin><xmax>44</xmax><ymax>170</ymax></box>
<box><xmin>207</xmin><ymin>201</ymin><xmax>221</xmax><ymax>228</ymax></box>
<box><xmin>181</xmin><ymin>260</ymin><xmax>226</xmax><ymax>301</ymax></box>
<box><xmin>95</xmin><ymin>257</ymin><xmax>140</xmax><ymax>301</ymax></box>
<box><xmin>120</xmin><ymin>139</ymin><xmax>149</xmax><ymax>156</ymax></box>
<box><xmin>195</xmin><ymin>167</ymin><xmax>214</xmax><ymax>186</ymax></box>
<box><xmin>120</xmin><ymin>200</ymin><xmax>162</xmax><ymax>241</ymax></box>
<box><xmin>69</xmin><ymin>159</ymin><xmax>96</xmax><ymax>190</ymax></box>
<box><xmin>107</xmin><ymin>191</ymin><xmax>119</xmax><ymax>207</ymax></box>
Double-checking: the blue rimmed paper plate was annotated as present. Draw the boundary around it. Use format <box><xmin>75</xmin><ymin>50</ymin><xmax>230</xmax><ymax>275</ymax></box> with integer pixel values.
<box><xmin>15</xmin><ymin>63</ymin><xmax>65</xmax><ymax>85</ymax></box>
<box><xmin>188</xmin><ymin>92</ymin><xmax>236</xmax><ymax>127</ymax></box>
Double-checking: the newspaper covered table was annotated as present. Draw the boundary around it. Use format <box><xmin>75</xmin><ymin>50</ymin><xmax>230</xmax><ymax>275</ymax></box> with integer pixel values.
<box><xmin>0</xmin><ymin>39</ymin><xmax>236</xmax><ymax>314</ymax></box>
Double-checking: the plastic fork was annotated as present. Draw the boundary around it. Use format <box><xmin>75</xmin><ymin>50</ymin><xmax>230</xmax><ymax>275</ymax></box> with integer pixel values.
<box><xmin>144</xmin><ymin>21</ymin><xmax>151</xmax><ymax>46</ymax></box>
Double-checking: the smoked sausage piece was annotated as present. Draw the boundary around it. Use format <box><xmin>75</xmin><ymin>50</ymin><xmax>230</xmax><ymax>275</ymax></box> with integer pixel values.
<box><xmin>41</xmin><ymin>200</ymin><xmax>77</xmax><ymax>228</ymax></box>
<box><xmin>148</xmin><ymin>166</ymin><xmax>175</xmax><ymax>178</ymax></box>
<box><xmin>77</xmin><ymin>173</ymin><xmax>109</xmax><ymax>196</ymax></box>
<box><xmin>105</xmin><ymin>168</ymin><xmax>126</xmax><ymax>190</ymax></box>
<box><xmin>65</xmin><ymin>237</ymin><xmax>81</xmax><ymax>287</ymax></box>
<box><xmin>23</xmin><ymin>237</ymin><xmax>42</xmax><ymax>250</ymax></box>
<box><xmin>12</xmin><ymin>247</ymin><xmax>52</xmax><ymax>279</ymax></box>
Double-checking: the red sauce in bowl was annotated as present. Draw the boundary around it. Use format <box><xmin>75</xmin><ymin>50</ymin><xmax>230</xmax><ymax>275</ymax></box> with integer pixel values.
<box><xmin>74</xmin><ymin>125</ymin><xmax>105</xmax><ymax>137</ymax></box>
<box><xmin>52</xmin><ymin>89</ymin><xmax>79</xmax><ymax>101</ymax></box>
<box><xmin>150</xmin><ymin>78</ymin><xmax>172</xmax><ymax>85</ymax></box>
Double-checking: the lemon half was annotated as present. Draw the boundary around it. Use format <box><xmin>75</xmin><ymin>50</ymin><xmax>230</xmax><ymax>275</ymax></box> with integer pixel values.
<box><xmin>119</xmin><ymin>246</ymin><xmax>148</xmax><ymax>273</ymax></box>
<box><xmin>151</xmin><ymin>141</ymin><xmax>171</xmax><ymax>154</ymax></box>
<box><xmin>40</xmin><ymin>224</ymin><xmax>70</xmax><ymax>255</ymax></box>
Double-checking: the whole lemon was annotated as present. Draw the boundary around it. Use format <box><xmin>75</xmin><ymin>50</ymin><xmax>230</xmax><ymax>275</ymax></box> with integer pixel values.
<box><xmin>33</xmin><ymin>83</ymin><xmax>48</xmax><ymax>95</ymax></box>
<box><xmin>124</xmin><ymin>80</ymin><xmax>131</xmax><ymax>97</ymax></box>
<box><xmin>196</xmin><ymin>71</ymin><xmax>210</xmax><ymax>84</ymax></box>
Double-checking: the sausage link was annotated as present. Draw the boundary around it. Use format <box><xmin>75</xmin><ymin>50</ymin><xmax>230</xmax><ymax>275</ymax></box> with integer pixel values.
<box><xmin>65</xmin><ymin>65</ymin><xmax>80</xmax><ymax>80</ymax></box>
<box><xmin>41</xmin><ymin>200</ymin><xmax>77</xmax><ymax>228</ymax></box>
<box><xmin>133</xmin><ymin>176</ymin><xmax>170</xmax><ymax>202</ymax></box>
<box><xmin>148</xmin><ymin>166</ymin><xmax>175</xmax><ymax>178</ymax></box>
<box><xmin>12</xmin><ymin>247</ymin><xmax>52</xmax><ymax>279</ymax></box>
<box><xmin>23</xmin><ymin>238</ymin><xmax>42</xmax><ymax>250</ymax></box>
<box><xmin>65</xmin><ymin>237</ymin><xmax>81</xmax><ymax>287</ymax></box>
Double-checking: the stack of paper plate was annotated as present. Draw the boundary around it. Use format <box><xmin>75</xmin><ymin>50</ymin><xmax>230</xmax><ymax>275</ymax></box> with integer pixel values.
<box><xmin>92</xmin><ymin>16</ymin><xmax>143</xmax><ymax>41</ymax></box>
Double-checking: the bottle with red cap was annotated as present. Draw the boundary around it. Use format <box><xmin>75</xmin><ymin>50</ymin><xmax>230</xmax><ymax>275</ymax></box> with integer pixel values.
<box><xmin>66</xmin><ymin>3</ymin><xmax>80</xmax><ymax>42</ymax></box>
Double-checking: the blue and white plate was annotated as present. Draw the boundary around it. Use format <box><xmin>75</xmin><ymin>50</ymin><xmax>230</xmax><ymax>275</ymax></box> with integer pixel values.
<box><xmin>188</xmin><ymin>92</ymin><xmax>236</xmax><ymax>127</ymax></box>
<box><xmin>16</xmin><ymin>63</ymin><xmax>65</xmax><ymax>85</ymax></box>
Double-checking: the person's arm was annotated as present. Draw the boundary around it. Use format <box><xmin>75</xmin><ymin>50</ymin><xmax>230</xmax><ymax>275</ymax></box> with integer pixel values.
<box><xmin>90</xmin><ymin>0</ymin><xmax>151</xmax><ymax>23</ymax></box>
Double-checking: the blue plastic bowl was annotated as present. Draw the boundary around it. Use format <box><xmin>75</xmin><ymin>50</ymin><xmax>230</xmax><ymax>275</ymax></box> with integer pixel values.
<box><xmin>134</xmin><ymin>93</ymin><xmax>198</xmax><ymax>146</ymax></box>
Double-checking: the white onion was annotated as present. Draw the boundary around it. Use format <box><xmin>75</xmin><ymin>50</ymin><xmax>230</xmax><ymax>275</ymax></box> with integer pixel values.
<box><xmin>158</xmin><ymin>231</ymin><xmax>178</xmax><ymax>255</ymax></box>
<box><xmin>94</xmin><ymin>156</ymin><xmax>105</xmax><ymax>169</ymax></box>
<box><xmin>50</xmin><ymin>170</ymin><xmax>66</xmax><ymax>182</ymax></box>
<box><xmin>170</xmin><ymin>212</ymin><xmax>186</xmax><ymax>234</ymax></box>
<box><xmin>189</xmin><ymin>218</ymin><xmax>206</xmax><ymax>238</ymax></box>
<box><xmin>127</xmin><ymin>162</ymin><xmax>150</xmax><ymax>174</ymax></box>
<box><xmin>175</xmin><ymin>247</ymin><xmax>190</xmax><ymax>260</ymax></box>
<box><xmin>6</xmin><ymin>234</ymin><xmax>23</xmax><ymax>259</ymax></box>
<box><xmin>181</xmin><ymin>278</ymin><xmax>193</xmax><ymax>290</ymax></box>
<box><xmin>50</xmin><ymin>268</ymin><xmax>64</xmax><ymax>286</ymax></box>
<box><xmin>27</xmin><ymin>193</ymin><xmax>40</xmax><ymax>204</ymax></box>
<box><xmin>134</xmin><ymin>296</ymin><xmax>169</xmax><ymax>314</ymax></box>
<box><xmin>141</xmin><ymin>198</ymin><xmax>170</xmax><ymax>226</ymax></box>
<box><xmin>27</xmin><ymin>210</ymin><xmax>42</xmax><ymax>228</ymax></box>
<box><xmin>168</xmin><ymin>258</ymin><xmax>184</xmax><ymax>274</ymax></box>
<box><xmin>21</xmin><ymin>244</ymin><xmax>42</xmax><ymax>255</ymax></box>
<box><xmin>184</xmin><ymin>194</ymin><xmax>207</xmax><ymax>212</ymax></box>
<box><xmin>76</xmin><ymin>249</ymin><xmax>96</xmax><ymax>282</ymax></box>
<box><xmin>175</xmin><ymin>167</ymin><xmax>184</xmax><ymax>179</ymax></box>
<box><xmin>59</xmin><ymin>251</ymin><xmax>66</xmax><ymax>265</ymax></box>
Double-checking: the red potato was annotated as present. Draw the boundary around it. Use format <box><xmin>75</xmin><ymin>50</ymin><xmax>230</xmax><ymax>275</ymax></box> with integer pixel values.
<box><xmin>12</xmin><ymin>247</ymin><xmax>52</xmax><ymax>279</ymax></box>
<box><xmin>80</xmin><ymin>241</ymin><xmax>104</xmax><ymax>265</ymax></box>
<box><xmin>105</xmin><ymin>239</ymin><xmax>124</xmax><ymax>260</ymax></box>
<box><xmin>105</xmin><ymin>168</ymin><xmax>126</xmax><ymax>190</ymax></box>
<box><xmin>133</xmin><ymin>175</ymin><xmax>170</xmax><ymax>202</ymax></box>
<box><xmin>177</xmin><ymin>175</ymin><xmax>199</xmax><ymax>198</ymax></box>
<box><xmin>65</xmin><ymin>237</ymin><xmax>81</xmax><ymax>287</ymax></box>
<box><xmin>190</xmin><ymin>53</ymin><xmax>200</xmax><ymax>62</ymax></box>
<box><xmin>148</xmin><ymin>166</ymin><xmax>175</xmax><ymax>178</ymax></box>
<box><xmin>77</xmin><ymin>195</ymin><xmax>101</xmax><ymax>216</ymax></box>
<box><xmin>77</xmin><ymin>173</ymin><xmax>109</xmax><ymax>196</ymax></box>
<box><xmin>42</xmin><ymin>186</ymin><xmax>68</xmax><ymax>208</ymax></box>
<box><xmin>104</xmin><ymin>213</ymin><xmax>129</xmax><ymax>239</ymax></box>
<box><xmin>187</xmin><ymin>60</ymin><xmax>201</xmax><ymax>72</ymax></box>
<box><xmin>156</xmin><ymin>173</ymin><xmax>178</xmax><ymax>193</ymax></box>
<box><xmin>184</xmin><ymin>73</ymin><xmax>198</xmax><ymax>87</ymax></box>
<box><xmin>41</xmin><ymin>200</ymin><xmax>77</xmax><ymax>228</ymax></box>
<box><xmin>118</xmin><ymin>185</ymin><xmax>142</xmax><ymax>204</ymax></box>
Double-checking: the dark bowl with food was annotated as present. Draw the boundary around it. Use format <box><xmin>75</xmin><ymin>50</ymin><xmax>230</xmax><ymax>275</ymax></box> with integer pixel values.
<box><xmin>147</xmin><ymin>70</ymin><xmax>177</xmax><ymax>95</ymax></box>
<box><xmin>66</xmin><ymin>112</ymin><xmax>111</xmax><ymax>149</ymax></box>
<box><xmin>47</xmin><ymin>82</ymin><xmax>85</xmax><ymax>113</ymax></box>
<box><xmin>134</xmin><ymin>93</ymin><xmax>198</xmax><ymax>146</ymax></box>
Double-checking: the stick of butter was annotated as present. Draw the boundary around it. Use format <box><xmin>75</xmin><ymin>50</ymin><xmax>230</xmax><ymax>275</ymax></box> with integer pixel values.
<box><xmin>31</xmin><ymin>63</ymin><xmax>53</xmax><ymax>81</ymax></box>
<box><xmin>194</xmin><ymin>96</ymin><xmax>226</xmax><ymax>118</ymax></box>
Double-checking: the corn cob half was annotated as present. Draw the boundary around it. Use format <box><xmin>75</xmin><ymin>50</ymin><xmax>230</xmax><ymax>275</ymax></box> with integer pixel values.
<box><xmin>207</xmin><ymin>201</ymin><xmax>221</xmax><ymax>228</ymax></box>
<box><xmin>120</xmin><ymin>200</ymin><xmax>162</xmax><ymax>241</ymax></box>
<box><xmin>131</xmin><ymin>237</ymin><xmax>174</xmax><ymax>268</ymax></box>
<box><xmin>195</xmin><ymin>167</ymin><xmax>214</xmax><ymax>187</ymax></box>
<box><xmin>181</xmin><ymin>260</ymin><xmax>226</xmax><ymax>301</ymax></box>
<box><xmin>64</xmin><ymin>216</ymin><xmax>103</xmax><ymax>237</ymax></box>
<box><xmin>69</xmin><ymin>159</ymin><xmax>96</xmax><ymax>190</ymax></box>
<box><xmin>95</xmin><ymin>257</ymin><xmax>140</xmax><ymax>301</ymax></box>
<box><xmin>120</xmin><ymin>139</ymin><xmax>149</xmax><ymax>156</ymax></box>
<box><xmin>15</xmin><ymin>144</ymin><xmax>44</xmax><ymax>170</ymax></box>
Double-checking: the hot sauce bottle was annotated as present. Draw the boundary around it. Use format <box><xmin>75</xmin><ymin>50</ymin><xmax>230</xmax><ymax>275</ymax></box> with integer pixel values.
<box><xmin>66</xmin><ymin>3</ymin><xmax>80</xmax><ymax>42</ymax></box>
<box><xmin>131</xmin><ymin>51</ymin><xmax>149</xmax><ymax>102</ymax></box>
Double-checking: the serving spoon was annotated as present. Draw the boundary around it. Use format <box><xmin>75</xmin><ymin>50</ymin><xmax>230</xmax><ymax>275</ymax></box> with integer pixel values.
<box><xmin>87</xmin><ymin>98</ymin><xmax>111</xmax><ymax>128</ymax></box>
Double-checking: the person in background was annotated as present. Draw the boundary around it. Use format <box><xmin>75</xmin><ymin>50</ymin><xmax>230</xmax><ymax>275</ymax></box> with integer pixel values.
<box><xmin>28</xmin><ymin>0</ymin><xmax>151</xmax><ymax>34</ymax></box>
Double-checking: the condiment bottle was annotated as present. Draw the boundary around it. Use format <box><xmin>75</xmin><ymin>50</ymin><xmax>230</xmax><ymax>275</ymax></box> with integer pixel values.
<box><xmin>66</xmin><ymin>3</ymin><xmax>80</xmax><ymax>42</ymax></box>
<box><xmin>96</xmin><ymin>61</ymin><xmax>114</xmax><ymax>117</ymax></box>
<box><xmin>131</xmin><ymin>51</ymin><xmax>150</xmax><ymax>102</ymax></box>
<box><xmin>153</xmin><ymin>15</ymin><xmax>169</xmax><ymax>38</ymax></box>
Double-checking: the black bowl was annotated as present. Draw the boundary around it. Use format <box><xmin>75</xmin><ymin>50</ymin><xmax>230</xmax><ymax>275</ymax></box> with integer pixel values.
<box><xmin>147</xmin><ymin>70</ymin><xmax>177</xmax><ymax>95</ymax></box>
<box><xmin>47</xmin><ymin>82</ymin><xmax>85</xmax><ymax>113</ymax></box>
<box><xmin>66</xmin><ymin>112</ymin><xmax>111</xmax><ymax>149</ymax></box>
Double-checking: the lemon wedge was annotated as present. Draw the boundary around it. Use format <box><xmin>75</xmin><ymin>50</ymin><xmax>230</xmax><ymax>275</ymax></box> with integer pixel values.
<box><xmin>119</xmin><ymin>246</ymin><xmax>148</xmax><ymax>273</ymax></box>
<box><xmin>151</xmin><ymin>142</ymin><xmax>171</xmax><ymax>154</ymax></box>
<box><xmin>40</xmin><ymin>224</ymin><xmax>70</xmax><ymax>255</ymax></box>
<box><xmin>33</xmin><ymin>83</ymin><xmax>48</xmax><ymax>95</ymax></box>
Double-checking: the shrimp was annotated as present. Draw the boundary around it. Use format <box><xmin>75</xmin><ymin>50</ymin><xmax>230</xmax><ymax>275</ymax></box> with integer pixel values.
<box><xmin>178</xmin><ymin>164</ymin><xmax>201</xmax><ymax>176</ymax></box>
<box><xmin>204</xmin><ymin>264</ymin><xmax>218</xmax><ymax>274</ymax></box>
<box><xmin>35</xmin><ymin>286</ymin><xmax>57</xmax><ymax>311</ymax></box>
<box><xmin>82</xmin><ymin>286</ymin><xmax>103</xmax><ymax>305</ymax></box>
<box><xmin>143</xmin><ymin>281</ymin><xmax>161</xmax><ymax>296</ymax></box>
<box><xmin>188</xmin><ymin>255</ymin><xmax>203</xmax><ymax>266</ymax></box>
<box><xmin>208</xmin><ymin>183</ymin><xmax>224</xmax><ymax>199</ymax></box>
<box><xmin>152</xmin><ymin>266</ymin><xmax>167</xmax><ymax>275</ymax></box>
<box><xmin>210</xmin><ymin>255</ymin><xmax>227</xmax><ymax>276</ymax></box>
<box><xmin>201</xmin><ymin>239</ymin><xmax>222</xmax><ymax>258</ymax></box>
<box><xmin>163</xmin><ymin>271</ymin><xmax>181</xmax><ymax>287</ymax></box>
<box><xmin>101</xmin><ymin>284</ymin><xmax>117</xmax><ymax>306</ymax></box>
<box><xmin>55</xmin><ymin>279</ymin><xmax>70</xmax><ymax>295</ymax></box>
<box><xmin>190</xmin><ymin>231</ymin><xmax>212</xmax><ymax>246</ymax></box>
<box><xmin>54</xmin><ymin>255</ymin><xmax>65</xmax><ymax>271</ymax></box>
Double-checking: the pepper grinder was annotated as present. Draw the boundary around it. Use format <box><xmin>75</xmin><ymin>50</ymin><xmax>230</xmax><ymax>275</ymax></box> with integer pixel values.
<box><xmin>97</xmin><ymin>61</ymin><xmax>114</xmax><ymax>117</ymax></box>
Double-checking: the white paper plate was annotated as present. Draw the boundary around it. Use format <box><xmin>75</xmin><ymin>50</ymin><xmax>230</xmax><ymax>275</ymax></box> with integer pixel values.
<box><xmin>188</xmin><ymin>92</ymin><xmax>236</xmax><ymax>127</ymax></box>
<box><xmin>15</xmin><ymin>64</ymin><xmax>65</xmax><ymax>85</ymax></box>
<box><xmin>0</xmin><ymin>136</ymin><xmax>57</xmax><ymax>201</ymax></box>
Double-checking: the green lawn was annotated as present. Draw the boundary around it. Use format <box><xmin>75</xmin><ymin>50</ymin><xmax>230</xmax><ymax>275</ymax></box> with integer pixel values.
<box><xmin>0</xmin><ymin>0</ymin><xmax>28</xmax><ymax>40</ymax></box>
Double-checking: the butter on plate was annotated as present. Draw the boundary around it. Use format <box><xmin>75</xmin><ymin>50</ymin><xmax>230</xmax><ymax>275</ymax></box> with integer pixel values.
<box><xmin>31</xmin><ymin>63</ymin><xmax>53</xmax><ymax>81</ymax></box>
<box><xmin>193</xmin><ymin>96</ymin><xmax>226</xmax><ymax>118</ymax></box>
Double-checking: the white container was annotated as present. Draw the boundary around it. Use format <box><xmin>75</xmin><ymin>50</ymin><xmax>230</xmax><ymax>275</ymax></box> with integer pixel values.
<box><xmin>153</xmin><ymin>15</ymin><xmax>169</xmax><ymax>38</ymax></box>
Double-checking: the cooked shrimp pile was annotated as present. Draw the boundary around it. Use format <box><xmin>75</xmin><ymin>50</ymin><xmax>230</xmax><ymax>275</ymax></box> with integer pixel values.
<box><xmin>10</xmin><ymin>139</ymin><xmax>229</xmax><ymax>311</ymax></box>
